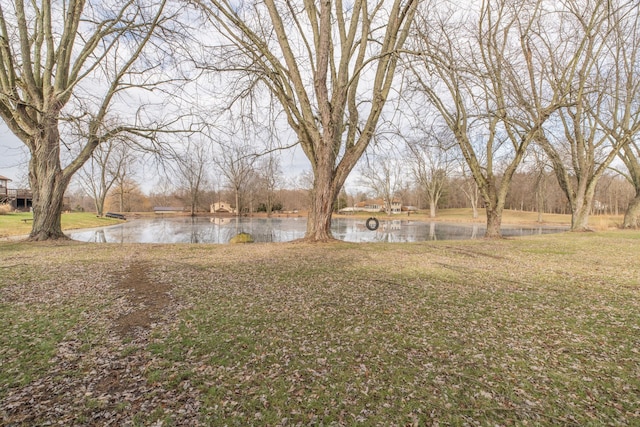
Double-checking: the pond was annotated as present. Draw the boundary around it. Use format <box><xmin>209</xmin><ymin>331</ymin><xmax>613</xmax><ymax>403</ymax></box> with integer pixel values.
<box><xmin>68</xmin><ymin>216</ymin><xmax>568</xmax><ymax>244</ymax></box>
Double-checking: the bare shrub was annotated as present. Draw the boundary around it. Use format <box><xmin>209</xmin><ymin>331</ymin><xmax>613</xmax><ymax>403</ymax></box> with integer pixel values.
<box><xmin>0</xmin><ymin>203</ymin><xmax>12</xmax><ymax>215</ymax></box>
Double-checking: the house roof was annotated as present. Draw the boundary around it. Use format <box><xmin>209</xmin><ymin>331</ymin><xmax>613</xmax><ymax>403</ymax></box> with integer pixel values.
<box><xmin>355</xmin><ymin>198</ymin><xmax>401</xmax><ymax>207</ymax></box>
<box><xmin>0</xmin><ymin>175</ymin><xmax>11</xmax><ymax>181</ymax></box>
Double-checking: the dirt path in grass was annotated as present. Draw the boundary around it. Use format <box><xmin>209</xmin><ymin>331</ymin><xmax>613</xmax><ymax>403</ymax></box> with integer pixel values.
<box><xmin>114</xmin><ymin>261</ymin><xmax>173</xmax><ymax>338</ymax></box>
<box><xmin>1</xmin><ymin>259</ymin><xmax>200</xmax><ymax>426</ymax></box>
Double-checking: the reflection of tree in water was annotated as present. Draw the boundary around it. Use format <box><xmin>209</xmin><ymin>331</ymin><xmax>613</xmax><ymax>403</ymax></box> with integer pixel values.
<box><xmin>91</xmin><ymin>230</ymin><xmax>107</xmax><ymax>243</ymax></box>
<box><xmin>189</xmin><ymin>217</ymin><xmax>202</xmax><ymax>243</ymax></box>
<box><xmin>471</xmin><ymin>224</ymin><xmax>479</xmax><ymax>239</ymax></box>
<box><xmin>368</xmin><ymin>220</ymin><xmax>487</xmax><ymax>242</ymax></box>
<box><xmin>429</xmin><ymin>222</ymin><xmax>437</xmax><ymax>241</ymax></box>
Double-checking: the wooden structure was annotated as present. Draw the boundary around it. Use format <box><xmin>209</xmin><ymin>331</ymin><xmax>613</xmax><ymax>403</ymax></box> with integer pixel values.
<box><xmin>105</xmin><ymin>212</ymin><xmax>126</xmax><ymax>220</ymax></box>
<box><xmin>0</xmin><ymin>175</ymin><xmax>33</xmax><ymax>211</ymax></box>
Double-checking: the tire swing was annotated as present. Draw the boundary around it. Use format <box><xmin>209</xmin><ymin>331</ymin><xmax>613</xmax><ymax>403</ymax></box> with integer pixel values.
<box><xmin>365</xmin><ymin>217</ymin><xmax>380</xmax><ymax>231</ymax></box>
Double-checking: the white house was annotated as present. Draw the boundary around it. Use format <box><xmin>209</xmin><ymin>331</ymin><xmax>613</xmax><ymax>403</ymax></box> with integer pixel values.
<box><xmin>351</xmin><ymin>198</ymin><xmax>403</xmax><ymax>214</ymax></box>
<box><xmin>210</xmin><ymin>202</ymin><xmax>236</xmax><ymax>214</ymax></box>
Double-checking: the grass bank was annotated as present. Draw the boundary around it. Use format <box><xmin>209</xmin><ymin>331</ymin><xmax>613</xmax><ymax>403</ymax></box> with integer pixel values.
<box><xmin>1</xmin><ymin>232</ymin><xmax>639</xmax><ymax>425</ymax></box>
<box><xmin>0</xmin><ymin>212</ymin><xmax>122</xmax><ymax>238</ymax></box>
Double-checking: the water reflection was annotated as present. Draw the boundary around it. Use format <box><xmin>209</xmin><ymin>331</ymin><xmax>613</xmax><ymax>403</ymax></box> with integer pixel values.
<box><xmin>68</xmin><ymin>217</ymin><xmax>567</xmax><ymax>244</ymax></box>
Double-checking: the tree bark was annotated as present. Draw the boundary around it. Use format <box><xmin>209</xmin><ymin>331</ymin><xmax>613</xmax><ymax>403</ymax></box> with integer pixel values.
<box><xmin>306</xmin><ymin>162</ymin><xmax>339</xmax><ymax>241</ymax></box>
<box><xmin>306</xmin><ymin>194</ymin><xmax>335</xmax><ymax>241</ymax></box>
<box><xmin>623</xmin><ymin>192</ymin><xmax>640</xmax><ymax>228</ymax></box>
<box><xmin>27</xmin><ymin>127</ymin><xmax>71</xmax><ymax>241</ymax></box>
<box><xmin>482</xmin><ymin>182</ymin><xmax>504</xmax><ymax>239</ymax></box>
<box><xmin>485</xmin><ymin>206</ymin><xmax>502</xmax><ymax>239</ymax></box>
<box><xmin>571</xmin><ymin>205</ymin><xmax>592</xmax><ymax>231</ymax></box>
<box><xmin>570</xmin><ymin>188</ymin><xmax>595</xmax><ymax>231</ymax></box>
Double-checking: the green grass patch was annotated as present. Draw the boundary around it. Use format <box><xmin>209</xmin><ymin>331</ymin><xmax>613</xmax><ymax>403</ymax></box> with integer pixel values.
<box><xmin>0</xmin><ymin>212</ymin><xmax>121</xmax><ymax>238</ymax></box>
<box><xmin>0</xmin><ymin>305</ymin><xmax>81</xmax><ymax>398</ymax></box>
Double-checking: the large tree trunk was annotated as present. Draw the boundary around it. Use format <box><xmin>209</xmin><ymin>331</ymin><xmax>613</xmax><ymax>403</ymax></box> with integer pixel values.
<box><xmin>623</xmin><ymin>193</ymin><xmax>640</xmax><ymax>228</ymax></box>
<box><xmin>571</xmin><ymin>205</ymin><xmax>591</xmax><ymax>231</ymax></box>
<box><xmin>482</xmin><ymin>181</ymin><xmax>505</xmax><ymax>239</ymax></box>
<box><xmin>27</xmin><ymin>130</ymin><xmax>71</xmax><ymax>241</ymax></box>
<box><xmin>485</xmin><ymin>206</ymin><xmax>503</xmax><ymax>239</ymax></box>
<box><xmin>570</xmin><ymin>187</ymin><xmax>595</xmax><ymax>231</ymax></box>
<box><xmin>306</xmin><ymin>162</ymin><xmax>339</xmax><ymax>241</ymax></box>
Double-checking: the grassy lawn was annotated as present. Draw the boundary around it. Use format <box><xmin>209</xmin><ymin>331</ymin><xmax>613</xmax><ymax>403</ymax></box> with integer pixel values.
<box><xmin>1</xmin><ymin>231</ymin><xmax>639</xmax><ymax>425</ymax></box>
<box><xmin>0</xmin><ymin>212</ymin><xmax>122</xmax><ymax>238</ymax></box>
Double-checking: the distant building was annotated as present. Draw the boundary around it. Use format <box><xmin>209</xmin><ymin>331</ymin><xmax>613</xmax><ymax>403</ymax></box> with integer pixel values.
<box><xmin>0</xmin><ymin>175</ymin><xmax>32</xmax><ymax>211</ymax></box>
<box><xmin>0</xmin><ymin>175</ymin><xmax>9</xmax><ymax>202</ymax></box>
<box><xmin>210</xmin><ymin>202</ymin><xmax>236</xmax><ymax>214</ymax></box>
<box><xmin>352</xmin><ymin>198</ymin><xmax>403</xmax><ymax>214</ymax></box>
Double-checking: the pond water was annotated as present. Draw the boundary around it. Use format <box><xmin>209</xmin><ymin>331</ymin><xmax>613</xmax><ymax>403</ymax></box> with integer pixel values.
<box><xmin>68</xmin><ymin>216</ymin><xmax>567</xmax><ymax>244</ymax></box>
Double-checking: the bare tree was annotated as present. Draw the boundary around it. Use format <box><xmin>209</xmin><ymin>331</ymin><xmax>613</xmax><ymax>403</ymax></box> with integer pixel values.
<box><xmin>255</xmin><ymin>154</ymin><xmax>283</xmax><ymax>216</ymax></box>
<box><xmin>534</xmin><ymin>0</ymin><xmax>639</xmax><ymax>231</ymax></box>
<box><xmin>529</xmin><ymin>148</ymin><xmax>552</xmax><ymax>223</ymax></box>
<box><xmin>0</xmin><ymin>0</ymin><xmax>178</xmax><ymax>240</ymax></box>
<box><xmin>406</xmin><ymin>134</ymin><xmax>454</xmax><ymax>218</ymax></box>
<box><xmin>192</xmin><ymin>0</ymin><xmax>418</xmax><ymax>241</ymax></box>
<box><xmin>76</xmin><ymin>139</ymin><xmax>134</xmax><ymax>216</ymax></box>
<box><xmin>358</xmin><ymin>152</ymin><xmax>404</xmax><ymax>216</ymax></box>
<box><xmin>408</xmin><ymin>0</ymin><xmax>562</xmax><ymax>237</ymax></box>
<box><xmin>599</xmin><ymin>2</ymin><xmax>640</xmax><ymax>228</ymax></box>
<box><xmin>214</xmin><ymin>140</ymin><xmax>256</xmax><ymax>216</ymax></box>
<box><xmin>110</xmin><ymin>164</ymin><xmax>139</xmax><ymax>213</ymax></box>
<box><xmin>174</xmin><ymin>139</ymin><xmax>210</xmax><ymax>216</ymax></box>
<box><xmin>110</xmin><ymin>175</ymin><xmax>141</xmax><ymax>213</ymax></box>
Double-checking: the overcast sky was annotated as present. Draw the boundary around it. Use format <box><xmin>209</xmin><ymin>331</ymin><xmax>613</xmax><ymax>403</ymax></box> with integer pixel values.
<box><xmin>0</xmin><ymin>121</ymin><xmax>29</xmax><ymax>185</ymax></box>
